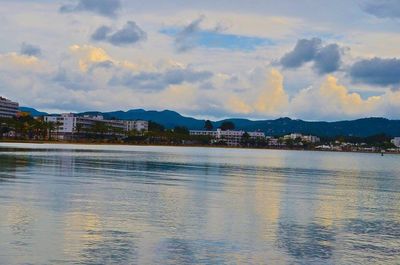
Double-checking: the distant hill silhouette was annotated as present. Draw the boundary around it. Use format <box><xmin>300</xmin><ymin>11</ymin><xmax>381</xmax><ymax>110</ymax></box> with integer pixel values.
<box><xmin>21</xmin><ymin>107</ymin><xmax>400</xmax><ymax>137</ymax></box>
<box><xmin>19</xmin><ymin>107</ymin><xmax>48</xmax><ymax>117</ymax></box>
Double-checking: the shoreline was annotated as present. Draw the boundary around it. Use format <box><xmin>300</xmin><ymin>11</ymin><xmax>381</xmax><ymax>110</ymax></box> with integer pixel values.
<box><xmin>1</xmin><ymin>139</ymin><xmax>399</xmax><ymax>155</ymax></box>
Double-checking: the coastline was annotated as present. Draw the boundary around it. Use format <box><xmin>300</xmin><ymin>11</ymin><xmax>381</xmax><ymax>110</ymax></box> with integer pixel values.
<box><xmin>1</xmin><ymin>139</ymin><xmax>399</xmax><ymax>155</ymax></box>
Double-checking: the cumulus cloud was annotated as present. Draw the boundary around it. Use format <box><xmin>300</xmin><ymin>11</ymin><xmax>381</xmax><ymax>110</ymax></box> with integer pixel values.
<box><xmin>68</xmin><ymin>44</ymin><xmax>212</xmax><ymax>92</ymax></box>
<box><xmin>361</xmin><ymin>0</ymin><xmax>400</xmax><ymax>19</ymax></box>
<box><xmin>313</xmin><ymin>44</ymin><xmax>341</xmax><ymax>74</ymax></box>
<box><xmin>254</xmin><ymin>69</ymin><xmax>289</xmax><ymax>114</ymax></box>
<box><xmin>69</xmin><ymin>44</ymin><xmax>111</xmax><ymax>72</ymax></box>
<box><xmin>280</xmin><ymin>38</ymin><xmax>342</xmax><ymax>74</ymax></box>
<box><xmin>60</xmin><ymin>0</ymin><xmax>121</xmax><ymax>17</ymax></box>
<box><xmin>280</xmin><ymin>38</ymin><xmax>322</xmax><ymax>68</ymax></box>
<box><xmin>69</xmin><ymin>44</ymin><xmax>155</xmax><ymax>73</ymax></box>
<box><xmin>225</xmin><ymin>69</ymin><xmax>289</xmax><ymax>116</ymax></box>
<box><xmin>2</xmin><ymin>43</ymin><xmax>400</xmax><ymax>120</ymax></box>
<box><xmin>290</xmin><ymin>76</ymin><xmax>381</xmax><ymax>119</ymax></box>
<box><xmin>0</xmin><ymin>53</ymin><xmax>44</xmax><ymax>72</ymax></box>
<box><xmin>20</xmin><ymin>42</ymin><xmax>42</xmax><ymax>57</ymax></box>
<box><xmin>219</xmin><ymin>70</ymin><xmax>400</xmax><ymax>120</ymax></box>
<box><xmin>349</xmin><ymin>57</ymin><xmax>400</xmax><ymax>89</ymax></box>
<box><xmin>91</xmin><ymin>21</ymin><xmax>147</xmax><ymax>46</ymax></box>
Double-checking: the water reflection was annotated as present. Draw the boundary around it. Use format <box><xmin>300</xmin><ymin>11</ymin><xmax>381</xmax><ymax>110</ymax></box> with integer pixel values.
<box><xmin>277</xmin><ymin>222</ymin><xmax>335</xmax><ymax>262</ymax></box>
<box><xmin>0</xmin><ymin>155</ymin><xmax>29</xmax><ymax>181</ymax></box>
<box><xmin>154</xmin><ymin>238</ymin><xmax>236</xmax><ymax>265</ymax></box>
<box><xmin>0</xmin><ymin>144</ymin><xmax>399</xmax><ymax>264</ymax></box>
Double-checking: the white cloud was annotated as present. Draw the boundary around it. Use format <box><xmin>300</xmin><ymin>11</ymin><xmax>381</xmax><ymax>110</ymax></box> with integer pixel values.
<box><xmin>289</xmin><ymin>75</ymin><xmax>382</xmax><ymax>120</ymax></box>
<box><xmin>1</xmin><ymin>1</ymin><xmax>400</xmax><ymax>120</ymax></box>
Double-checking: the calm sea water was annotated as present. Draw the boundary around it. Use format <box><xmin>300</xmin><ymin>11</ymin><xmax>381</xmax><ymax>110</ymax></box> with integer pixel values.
<box><xmin>0</xmin><ymin>143</ymin><xmax>399</xmax><ymax>265</ymax></box>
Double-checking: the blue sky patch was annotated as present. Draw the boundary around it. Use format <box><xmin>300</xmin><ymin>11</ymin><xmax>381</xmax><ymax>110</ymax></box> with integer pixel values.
<box><xmin>161</xmin><ymin>28</ymin><xmax>274</xmax><ymax>51</ymax></box>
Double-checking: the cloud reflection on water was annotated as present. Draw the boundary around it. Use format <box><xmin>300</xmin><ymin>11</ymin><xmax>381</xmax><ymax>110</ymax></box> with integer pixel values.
<box><xmin>0</xmin><ymin>145</ymin><xmax>399</xmax><ymax>264</ymax></box>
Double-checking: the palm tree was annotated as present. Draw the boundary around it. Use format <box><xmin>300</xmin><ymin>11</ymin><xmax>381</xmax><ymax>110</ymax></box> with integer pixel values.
<box><xmin>46</xmin><ymin>121</ymin><xmax>55</xmax><ymax>140</ymax></box>
<box><xmin>74</xmin><ymin>123</ymin><xmax>84</xmax><ymax>140</ymax></box>
<box><xmin>55</xmin><ymin>121</ymin><xmax>62</xmax><ymax>140</ymax></box>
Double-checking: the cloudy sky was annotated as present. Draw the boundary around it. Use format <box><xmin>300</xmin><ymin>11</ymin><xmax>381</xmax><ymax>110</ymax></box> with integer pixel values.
<box><xmin>1</xmin><ymin>0</ymin><xmax>400</xmax><ymax>120</ymax></box>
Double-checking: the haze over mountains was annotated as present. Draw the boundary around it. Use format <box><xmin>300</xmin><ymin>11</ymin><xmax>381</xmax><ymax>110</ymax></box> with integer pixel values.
<box><xmin>19</xmin><ymin>107</ymin><xmax>400</xmax><ymax>138</ymax></box>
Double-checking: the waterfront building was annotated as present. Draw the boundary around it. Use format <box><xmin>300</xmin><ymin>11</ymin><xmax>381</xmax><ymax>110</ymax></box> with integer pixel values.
<box><xmin>0</xmin><ymin>97</ymin><xmax>19</xmax><ymax>118</ymax></box>
<box><xmin>266</xmin><ymin>137</ymin><xmax>279</xmax><ymax>146</ymax></box>
<box><xmin>302</xmin><ymin>135</ymin><xmax>321</xmax><ymax>143</ymax></box>
<box><xmin>283</xmin><ymin>133</ymin><xmax>320</xmax><ymax>143</ymax></box>
<box><xmin>125</xmin><ymin>120</ymin><xmax>149</xmax><ymax>132</ymax></box>
<box><xmin>44</xmin><ymin>113</ymin><xmax>126</xmax><ymax>139</ymax></box>
<box><xmin>283</xmin><ymin>133</ymin><xmax>303</xmax><ymax>141</ymax></box>
<box><xmin>189</xmin><ymin>129</ymin><xmax>265</xmax><ymax>146</ymax></box>
<box><xmin>391</xmin><ymin>137</ymin><xmax>400</xmax><ymax>148</ymax></box>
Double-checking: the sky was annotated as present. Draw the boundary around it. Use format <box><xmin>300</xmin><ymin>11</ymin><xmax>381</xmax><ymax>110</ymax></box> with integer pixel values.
<box><xmin>1</xmin><ymin>0</ymin><xmax>400</xmax><ymax>121</ymax></box>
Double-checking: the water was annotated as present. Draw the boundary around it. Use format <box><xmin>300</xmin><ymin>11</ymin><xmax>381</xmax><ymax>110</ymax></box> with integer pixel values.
<box><xmin>0</xmin><ymin>143</ymin><xmax>399</xmax><ymax>265</ymax></box>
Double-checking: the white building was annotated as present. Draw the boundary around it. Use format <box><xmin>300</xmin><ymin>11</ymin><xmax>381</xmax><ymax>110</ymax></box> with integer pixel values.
<box><xmin>302</xmin><ymin>135</ymin><xmax>321</xmax><ymax>143</ymax></box>
<box><xmin>44</xmin><ymin>113</ymin><xmax>126</xmax><ymax>139</ymax></box>
<box><xmin>266</xmin><ymin>137</ymin><xmax>279</xmax><ymax>146</ymax></box>
<box><xmin>126</xmin><ymin>120</ymin><xmax>149</xmax><ymax>132</ymax></box>
<box><xmin>190</xmin><ymin>129</ymin><xmax>265</xmax><ymax>146</ymax></box>
<box><xmin>391</xmin><ymin>137</ymin><xmax>400</xmax><ymax>148</ymax></box>
<box><xmin>0</xmin><ymin>97</ymin><xmax>19</xmax><ymax>118</ymax></box>
<box><xmin>283</xmin><ymin>133</ymin><xmax>320</xmax><ymax>143</ymax></box>
<box><xmin>283</xmin><ymin>133</ymin><xmax>303</xmax><ymax>141</ymax></box>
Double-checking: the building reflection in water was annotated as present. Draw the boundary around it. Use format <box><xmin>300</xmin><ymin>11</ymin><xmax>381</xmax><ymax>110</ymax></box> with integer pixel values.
<box><xmin>0</xmin><ymin>154</ymin><xmax>29</xmax><ymax>182</ymax></box>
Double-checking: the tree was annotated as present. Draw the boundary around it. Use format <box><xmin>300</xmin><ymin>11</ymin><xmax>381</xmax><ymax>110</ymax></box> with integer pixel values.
<box><xmin>204</xmin><ymin>120</ymin><xmax>213</xmax><ymax>130</ymax></box>
<box><xmin>148</xmin><ymin>121</ymin><xmax>165</xmax><ymax>132</ymax></box>
<box><xmin>241</xmin><ymin>132</ymin><xmax>251</xmax><ymax>146</ymax></box>
<box><xmin>174</xmin><ymin>126</ymin><xmax>189</xmax><ymax>135</ymax></box>
<box><xmin>220</xmin><ymin>121</ymin><xmax>235</xmax><ymax>131</ymax></box>
<box><xmin>91</xmin><ymin>121</ymin><xmax>109</xmax><ymax>138</ymax></box>
<box><xmin>0</xmin><ymin>122</ymin><xmax>10</xmax><ymax>139</ymax></box>
<box><xmin>55</xmin><ymin>121</ymin><xmax>62</xmax><ymax>140</ymax></box>
<box><xmin>46</xmin><ymin>121</ymin><xmax>55</xmax><ymax>140</ymax></box>
<box><xmin>74</xmin><ymin>123</ymin><xmax>84</xmax><ymax>140</ymax></box>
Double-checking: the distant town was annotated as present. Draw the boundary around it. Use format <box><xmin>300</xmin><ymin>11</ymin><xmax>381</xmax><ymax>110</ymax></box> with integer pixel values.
<box><xmin>1</xmin><ymin>96</ymin><xmax>400</xmax><ymax>153</ymax></box>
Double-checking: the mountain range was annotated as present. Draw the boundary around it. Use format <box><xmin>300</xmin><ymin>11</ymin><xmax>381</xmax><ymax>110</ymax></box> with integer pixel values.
<box><xmin>19</xmin><ymin>107</ymin><xmax>400</xmax><ymax>138</ymax></box>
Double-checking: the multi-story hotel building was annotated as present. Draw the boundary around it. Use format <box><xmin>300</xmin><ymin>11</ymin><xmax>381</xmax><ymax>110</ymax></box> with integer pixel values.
<box><xmin>44</xmin><ymin>113</ymin><xmax>149</xmax><ymax>139</ymax></box>
<box><xmin>0</xmin><ymin>97</ymin><xmax>19</xmax><ymax>118</ymax></box>
<box><xmin>189</xmin><ymin>129</ymin><xmax>265</xmax><ymax>146</ymax></box>
<box><xmin>125</xmin><ymin>120</ymin><xmax>149</xmax><ymax>132</ymax></box>
<box><xmin>283</xmin><ymin>133</ymin><xmax>320</xmax><ymax>143</ymax></box>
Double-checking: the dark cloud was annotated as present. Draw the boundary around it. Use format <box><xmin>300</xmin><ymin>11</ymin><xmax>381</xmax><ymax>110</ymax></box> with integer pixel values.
<box><xmin>175</xmin><ymin>16</ymin><xmax>205</xmax><ymax>52</ymax></box>
<box><xmin>361</xmin><ymin>0</ymin><xmax>400</xmax><ymax>19</ymax></box>
<box><xmin>60</xmin><ymin>0</ymin><xmax>121</xmax><ymax>17</ymax></box>
<box><xmin>349</xmin><ymin>57</ymin><xmax>400</xmax><ymax>88</ymax></box>
<box><xmin>91</xmin><ymin>21</ymin><xmax>147</xmax><ymax>46</ymax></box>
<box><xmin>313</xmin><ymin>44</ymin><xmax>341</xmax><ymax>74</ymax></box>
<box><xmin>280</xmin><ymin>38</ymin><xmax>322</xmax><ymax>68</ymax></box>
<box><xmin>91</xmin><ymin>26</ymin><xmax>112</xmax><ymax>41</ymax></box>
<box><xmin>280</xmin><ymin>38</ymin><xmax>341</xmax><ymax>74</ymax></box>
<box><xmin>20</xmin><ymin>42</ymin><xmax>42</xmax><ymax>57</ymax></box>
<box><xmin>109</xmin><ymin>68</ymin><xmax>213</xmax><ymax>91</ymax></box>
<box><xmin>108</xmin><ymin>22</ymin><xmax>147</xmax><ymax>46</ymax></box>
